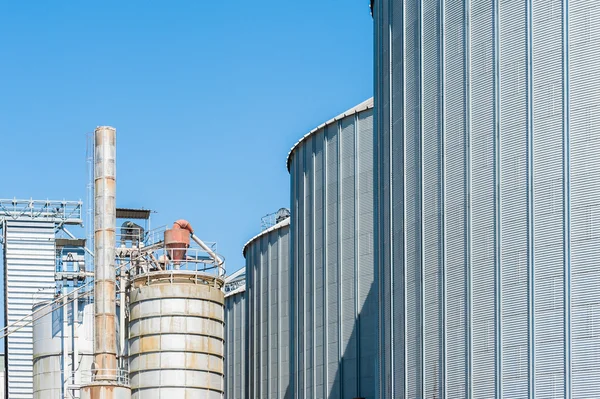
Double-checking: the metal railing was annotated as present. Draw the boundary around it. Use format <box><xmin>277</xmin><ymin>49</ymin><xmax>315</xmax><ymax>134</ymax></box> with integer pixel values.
<box><xmin>0</xmin><ymin>198</ymin><xmax>83</xmax><ymax>224</ymax></box>
<box><xmin>80</xmin><ymin>368</ymin><xmax>129</xmax><ymax>385</ymax></box>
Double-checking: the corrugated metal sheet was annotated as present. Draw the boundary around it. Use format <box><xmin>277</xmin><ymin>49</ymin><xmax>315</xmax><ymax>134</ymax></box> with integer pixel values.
<box><xmin>4</xmin><ymin>220</ymin><xmax>56</xmax><ymax>399</ymax></box>
<box><xmin>374</xmin><ymin>0</ymin><xmax>600</xmax><ymax>397</ymax></box>
<box><xmin>244</xmin><ymin>218</ymin><xmax>291</xmax><ymax>399</ymax></box>
<box><xmin>288</xmin><ymin>101</ymin><xmax>376</xmax><ymax>399</ymax></box>
<box><xmin>224</xmin><ymin>288</ymin><xmax>247</xmax><ymax>399</ymax></box>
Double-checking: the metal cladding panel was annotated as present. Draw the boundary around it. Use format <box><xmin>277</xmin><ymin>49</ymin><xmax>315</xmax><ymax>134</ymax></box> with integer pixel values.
<box><xmin>422</xmin><ymin>0</ymin><xmax>442</xmax><ymax>397</ymax></box>
<box><xmin>288</xmin><ymin>103</ymin><xmax>376</xmax><ymax>399</ymax></box>
<box><xmin>374</xmin><ymin>0</ymin><xmax>600</xmax><ymax>397</ymax></box>
<box><xmin>4</xmin><ymin>220</ymin><xmax>56</xmax><ymax>399</ymax></box>
<box><xmin>224</xmin><ymin>290</ymin><xmax>247</xmax><ymax>399</ymax></box>
<box><xmin>244</xmin><ymin>220</ymin><xmax>291</xmax><ymax>399</ymax></box>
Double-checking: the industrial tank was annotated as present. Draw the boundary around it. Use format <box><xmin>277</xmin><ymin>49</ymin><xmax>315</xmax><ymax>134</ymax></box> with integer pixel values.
<box><xmin>224</xmin><ymin>270</ymin><xmax>247</xmax><ymax>399</ymax></box>
<box><xmin>243</xmin><ymin>216</ymin><xmax>291</xmax><ymax>398</ymax></box>
<box><xmin>32</xmin><ymin>298</ymin><xmax>94</xmax><ymax>399</ymax></box>
<box><xmin>128</xmin><ymin>271</ymin><xmax>225</xmax><ymax>399</ymax></box>
<box><xmin>374</xmin><ymin>0</ymin><xmax>600</xmax><ymax>397</ymax></box>
<box><xmin>287</xmin><ymin>98</ymin><xmax>377</xmax><ymax>399</ymax></box>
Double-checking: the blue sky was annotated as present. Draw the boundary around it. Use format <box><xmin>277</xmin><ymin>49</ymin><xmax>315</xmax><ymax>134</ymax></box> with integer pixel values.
<box><xmin>0</xmin><ymin>1</ymin><xmax>373</xmax><ymax>272</ymax></box>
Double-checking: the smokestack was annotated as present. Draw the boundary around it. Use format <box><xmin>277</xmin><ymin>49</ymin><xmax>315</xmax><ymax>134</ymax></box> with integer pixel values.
<box><xmin>94</xmin><ymin>126</ymin><xmax>117</xmax><ymax>380</ymax></box>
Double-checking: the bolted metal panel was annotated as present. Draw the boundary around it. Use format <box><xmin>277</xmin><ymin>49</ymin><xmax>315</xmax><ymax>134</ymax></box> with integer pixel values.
<box><xmin>4</xmin><ymin>220</ymin><xmax>56</xmax><ymax>399</ymax></box>
<box><xmin>128</xmin><ymin>273</ymin><xmax>225</xmax><ymax>399</ymax></box>
<box><xmin>243</xmin><ymin>218</ymin><xmax>291</xmax><ymax>399</ymax></box>
<box><xmin>224</xmin><ymin>287</ymin><xmax>247</xmax><ymax>399</ymax></box>
<box><xmin>374</xmin><ymin>0</ymin><xmax>600</xmax><ymax>397</ymax></box>
<box><xmin>288</xmin><ymin>100</ymin><xmax>376</xmax><ymax>399</ymax></box>
<box><xmin>32</xmin><ymin>300</ymin><xmax>94</xmax><ymax>399</ymax></box>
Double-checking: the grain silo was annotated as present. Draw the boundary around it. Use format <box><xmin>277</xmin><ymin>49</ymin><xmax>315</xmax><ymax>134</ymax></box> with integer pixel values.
<box><xmin>243</xmin><ymin>213</ymin><xmax>291</xmax><ymax>399</ymax></box>
<box><xmin>32</xmin><ymin>297</ymin><xmax>94</xmax><ymax>399</ymax></box>
<box><xmin>373</xmin><ymin>0</ymin><xmax>600</xmax><ymax>397</ymax></box>
<box><xmin>287</xmin><ymin>98</ymin><xmax>377</xmax><ymax>399</ymax></box>
<box><xmin>128</xmin><ymin>221</ymin><xmax>226</xmax><ymax>399</ymax></box>
<box><xmin>224</xmin><ymin>268</ymin><xmax>247</xmax><ymax>399</ymax></box>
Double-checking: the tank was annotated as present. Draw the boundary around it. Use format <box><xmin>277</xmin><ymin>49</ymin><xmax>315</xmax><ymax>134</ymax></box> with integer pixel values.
<box><xmin>374</xmin><ymin>0</ymin><xmax>600</xmax><ymax>397</ymax></box>
<box><xmin>128</xmin><ymin>270</ymin><xmax>225</xmax><ymax>399</ymax></box>
<box><xmin>286</xmin><ymin>98</ymin><xmax>376</xmax><ymax>399</ymax></box>
<box><xmin>224</xmin><ymin>279</ymin><xmax>247</xmax><ymax>399</ymax></box>
<box><xmin>32</xmin><ymin>298</ymin><xmax>94</xmax><ymax>399</ymax></box>
<box><xmin>242</xmin><ymin>216</ymin><xmax>291</xmax><ymax>399</ymax></box>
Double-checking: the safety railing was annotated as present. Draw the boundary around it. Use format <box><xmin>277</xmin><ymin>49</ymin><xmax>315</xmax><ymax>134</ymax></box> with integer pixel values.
<box><xmin>0</xmin><ymin>198</ymin><xmax>83</xmax><ymax>223</ymax></box>
<box><xmin>116</xmin><ymin>225</ymin><xmax>146</xmax><ymax>248</ymax></box>
<box><xmin>80</xmin><ymin>368</ymin><xmax>130</xmax><ymax>386</ymax></box>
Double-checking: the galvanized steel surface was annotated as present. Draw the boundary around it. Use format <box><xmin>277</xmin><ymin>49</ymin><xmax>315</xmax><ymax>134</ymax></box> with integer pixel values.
<box><xmin>374</xmin><ymin>0</ymin><xmax>600</xmax><ymax>397</ymax></box>
<box><xmin>94</xmin><ymin>126</ymin><xmax>118</xmax><ymax>378</ymax></box>
<box><xmin>224</xmin><ymin>287</ymin><xmax>247</xmax><ymax>399</ymax></box>
<box><xmin>128</xmin><ymin>271</ymin><xmax>225</xmax><ymax>399</ymax></box>
<box><xmin>244</xmin><ymin>218</ymin><xmax>291</xmax><ymax>399</ymax></box>
<box><xmin>3</xmin><ymin>220</ymin><xmax>56</xmax><ymax>398</ymax></box>
<box><xmin>32</xmin><ymin>300</ymin><xmax>94</xmax><ymax>399</ymax></box>
<box><xmin>288</xmin><ymin>101</ymin><xmax>377</xmax><ymax>399</ymax></box>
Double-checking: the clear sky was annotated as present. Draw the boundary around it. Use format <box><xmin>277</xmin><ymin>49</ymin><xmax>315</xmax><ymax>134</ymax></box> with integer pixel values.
<box><xmin>0</xmin><ymin>1</ymin><xmax>373</xmax><ymax>273</ymax></box>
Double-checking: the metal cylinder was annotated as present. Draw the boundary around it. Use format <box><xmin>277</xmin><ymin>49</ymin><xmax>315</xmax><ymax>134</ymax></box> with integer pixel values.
<box><xmin>243</xmin><ymin>217</ymin><xmax>291</xmax><ymax>399</ymax></box>
<box><xmin>224</xmin><ymin>280</ymin><xmax>247</xmax><ymax>399</ymax></box>
<box><xmin>94</xmin><ymin>126</ymin><xmax>118</xmax><ymax>379</ymax></box>
<box><xmin>287</xmin><ymin>99</ymin><xmax>376</xmax><ymax>399</ymax></box>
<box><xmin>128</xmin><ymin>271</ymin><xmax>225</xmax><ymax>399</ymax></box>
<box><xmin>374</xmin><ymin>0</ymin><xmax>600</xmax><ymax>397</ymax></box>
<box><xmin>33</xmin><ymin>300</ymin><xmax>94</xmax><ymax>399</ymax></box>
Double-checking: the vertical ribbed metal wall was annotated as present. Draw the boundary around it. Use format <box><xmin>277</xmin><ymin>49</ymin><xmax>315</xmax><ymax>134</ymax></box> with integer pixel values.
<box><xmin>224</xmin><ymin>287</ymin><xmax>247</xmax><ymax>398</ymax></box>
<box><xmin>374</xmin><ymin>0</ymin><xmax>600</xmax><ymax>397</ymax></box>
<box><xmin>3</xmin><ymin>220</ymin><xmax>56</xmax><ymax>399</ymax></box>
<box><xmin>287</xmin><ymin>99</ymin><xmax>377</xmax><ymax>399</ymax></box>
<box><xmin>244</xmin><ymin>218</ymin><xmax>291</xmax><ymax>399</ymax></box>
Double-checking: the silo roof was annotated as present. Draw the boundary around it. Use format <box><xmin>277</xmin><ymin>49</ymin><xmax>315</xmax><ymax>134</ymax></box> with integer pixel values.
<box><xmin>242</xmin><ymin>217</ymin><xmax>290</xmax><ymax>258</ymax></box>
<box><xmin>286</xmin><ymin>97</ymin><xmax>374</xmax><ymax>171</ymax></box>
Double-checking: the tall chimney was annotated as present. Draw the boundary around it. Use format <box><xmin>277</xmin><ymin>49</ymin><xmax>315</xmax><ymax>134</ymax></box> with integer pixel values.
<box><xmin>94</xmin><ymin>126</ymin><xmax>117</xmax><ymax>380</ymax></box>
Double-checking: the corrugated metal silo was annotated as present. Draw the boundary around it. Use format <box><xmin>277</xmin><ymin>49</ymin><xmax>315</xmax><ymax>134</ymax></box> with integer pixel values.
<box><xmin>373</xmin><ymin>0</ymin><xmax>600</xmax><ymax>397</ymax></box>
<box><xmin>224</xmin><ymin>270</ymin><xmax>247</xmax><ymax>399</ymax></box>
<box><xmin>287</xmin><ymin>98</ymin><xmax>377</xmax><ymax>399</ymax></box>
<box><xmin>243</xmin><ymin>217</ymin><xmax>291</xmax><ymax>399</ymax></box>
<box><xmin>128</xmin><ymin>271</ymin><xmax>225</xmax><ymax>399</ymax></box>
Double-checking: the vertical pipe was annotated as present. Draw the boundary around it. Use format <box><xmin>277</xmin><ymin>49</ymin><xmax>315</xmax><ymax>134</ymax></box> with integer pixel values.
<box><xmin>63</xmin><ymin>287</ymin><xmax>69</xmax><ymax>397</ymax></box>
<box><xmin>120</xmin><ymin>265</ymin><xmax>126</xmax><ymax>365</ymax></box>
<box><xmin>94</xmin><ymin>126</ymin><xmax>117</xmax><ymax>380</ymax></box>
<box><xmin>73</xmin><ymin>289</ymin><xmax>80</xmax><ymax>398</ymax></box>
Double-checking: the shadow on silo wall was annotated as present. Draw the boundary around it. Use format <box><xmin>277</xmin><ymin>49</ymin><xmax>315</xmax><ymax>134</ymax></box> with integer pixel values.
<box><xmin>328</xmin><ymin>279</ymin><xmax>379</xmax><ymax>399</ymax></box>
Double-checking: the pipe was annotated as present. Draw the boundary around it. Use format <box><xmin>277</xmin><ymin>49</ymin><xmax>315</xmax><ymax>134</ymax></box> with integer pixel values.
<box><xmin>62</xmin><ymin>286</ymin><xmax>69</xmax><ymax>398</ymax></box>
<box><xmin>73</xmin><ymin>289</ymin><xmax>80</xmax><ymax>398</ymax></box>
<box><xmin>93</xmin><ymin>126</ymin><xmax>118</xmax><ymax>380</ymax></box>
<box><xmin>171</xmin><ymin>219</ymin><xmax>225</xmax><ymax>274</ymax></box>
<box><xmin>119</xmin><ymin>265</ymin><xmax>126</xmax><ymax>362</ymax></box>
<box><xmin>173</xmin><ymin>219</ymin><xmax>193</xmax><ymax>234</ymax></box>
<box><xmin>190</xmin><ymin>233</ymin><xmax>225</xmax><ymax>275</ymax></box>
